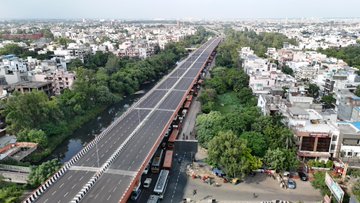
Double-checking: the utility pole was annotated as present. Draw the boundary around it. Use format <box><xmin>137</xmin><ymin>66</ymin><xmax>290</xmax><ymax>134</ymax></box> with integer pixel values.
<box><xmin>95</xmin><ymin>134</ymin><xmax>100</xmax><ymax>167</ymax></box>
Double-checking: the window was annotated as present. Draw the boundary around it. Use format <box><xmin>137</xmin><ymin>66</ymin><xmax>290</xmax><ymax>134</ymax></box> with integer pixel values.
<box><xmin>332</xmin><ymin>135</ymin><xmax>337</xmax><ymax>142</ymax></box>
<box><xmin>358</xmin><ymin>140</ymin><xmax>360</xmax><ymax>145</ymax></box>
<box><xmin>347</xmin><ymin>151</ymin><xmax>353</xmax><ymax>156</ymax></box>
<box><xmin>330</xmin><ymin>144</ymin><xmax>335</xmax><ymax>151</ymax></box>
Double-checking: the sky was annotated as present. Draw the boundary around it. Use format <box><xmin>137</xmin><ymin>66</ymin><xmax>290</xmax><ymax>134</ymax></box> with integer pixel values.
<box><xmin>0</xmin><ymin>0</ymin><xmax>359</xmax><ymax>20</ymax></box>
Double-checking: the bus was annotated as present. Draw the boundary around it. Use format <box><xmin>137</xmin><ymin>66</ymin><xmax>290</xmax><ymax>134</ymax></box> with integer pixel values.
<box><xmin>151</xmin><ymin>149</ymin><xmax>164</xmax><ymax>173</ymax></box>
<box><xmin>163</xmin><ymin>150</ymin><xmax>173</xmax><ymax>170</ymax></box>
<box><xmin>153</xmin><ymin>169</ymin><xmax>170</xmax><ymax>199</ymax></box>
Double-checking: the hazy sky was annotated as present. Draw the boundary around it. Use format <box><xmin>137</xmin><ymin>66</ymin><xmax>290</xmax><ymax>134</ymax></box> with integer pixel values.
<box><xmin>0</xmin><ymin>0</ymin><xmax>359</xmax><ymax>20</ymax></box>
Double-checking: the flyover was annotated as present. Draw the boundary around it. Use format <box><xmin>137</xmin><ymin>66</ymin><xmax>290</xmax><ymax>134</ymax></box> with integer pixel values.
<box><xmin>24</xmin><ymin>37</ymin><xmax>221</xmax><ymax>203</ymax></box>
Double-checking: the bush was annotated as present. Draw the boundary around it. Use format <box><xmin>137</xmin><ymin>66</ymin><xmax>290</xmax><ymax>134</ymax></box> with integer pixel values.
<box><xmin>308</xmin><ymin>160</ymin><xmax>332</xmax><ymax>168</ymax></box>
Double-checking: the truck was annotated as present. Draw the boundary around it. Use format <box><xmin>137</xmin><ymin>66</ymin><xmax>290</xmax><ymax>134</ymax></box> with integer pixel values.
<box><xmin>167</xmin><ymin>128</ymin><xmax>179</xmax><ymax>149</ymax></box>
<box><xmin>163</xmin><ymin>150</ymin><xmax>173</xmax><ymax>170</ymax></box>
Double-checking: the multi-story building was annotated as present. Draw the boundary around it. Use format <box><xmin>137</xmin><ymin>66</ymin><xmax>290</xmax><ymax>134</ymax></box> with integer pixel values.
<box><xmin>285</xmin><ymin>107</ymin><xmax>339</xmax><ymax>161</ymax></box>
<box><xmin>11</xmin><ymin>81</ymin><xmax>53</xmax><ymax>96</ymax></box>
<box><xmin>337</xmin><ymin>122</ymin><xmax>360</xmax><ymax>167</ymax></box>
<box><xmin>0</xmin><ymin>56</ymin><xmax>28</xmax><ymax>85</ymax></box>
<box><xmin>337</xmin><ymin>94</ymin><xmax>360</xmax><ymax>122</ymax></box>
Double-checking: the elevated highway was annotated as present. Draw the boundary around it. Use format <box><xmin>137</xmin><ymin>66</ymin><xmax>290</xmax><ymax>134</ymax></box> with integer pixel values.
<box><xmin>24</xmin><ymin>37</ymin><xmax>221</xmax><ymax>203</ymax></box>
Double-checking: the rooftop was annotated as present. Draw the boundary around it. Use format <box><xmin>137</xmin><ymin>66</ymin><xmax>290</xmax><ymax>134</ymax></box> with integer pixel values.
<box><xmin>288</xmin><ymin>106</ymin><xmax>309</xmax><ymax>115</ymax></box>
<box><xmin>13</xmin><ymin>81</ymin><xmax>52</xmax><ymax>88</ymax></box>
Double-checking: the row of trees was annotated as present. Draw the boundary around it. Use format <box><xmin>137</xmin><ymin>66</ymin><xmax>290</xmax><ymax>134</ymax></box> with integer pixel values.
<box><xmin>0</xmin><ymin>28</ymin><xmax>212</xmax><ymax>162</ymax></box>
<box><xmin>318</xmin><ymin>46</ymin><xmax>360</xmax><ymax>69</ymax></box>
<box><xmin>195</xmin><ymin>30</ymin><xmax>299</xmax><ymax>178</ymax></box>
<box><xmin>216</xmin><ymin>28</ymin><xmax>297</xmax><ymax>68</ymax></box>
<box><xmin>0</xmin><ymin>44</ymin><xmax>54</xmax><ymax>60</ymax></box>
<box><xmin>0</xmin><ymin>178</ymin><xmax>23</xmax><ymax>203</ymax></box>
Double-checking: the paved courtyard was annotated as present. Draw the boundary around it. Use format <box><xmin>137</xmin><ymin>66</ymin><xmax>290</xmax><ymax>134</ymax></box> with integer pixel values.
<box><xmin>163</xmin><ymin>151</ymin><xmax>322</xmax><ymax>203</ymax></box>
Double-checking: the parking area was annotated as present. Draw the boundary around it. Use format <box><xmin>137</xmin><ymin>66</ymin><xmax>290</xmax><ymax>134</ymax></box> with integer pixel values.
<box><xmin>163</xmin><ymin>149</ymin><xmax>322</xmax><ymax>203</ymax></box>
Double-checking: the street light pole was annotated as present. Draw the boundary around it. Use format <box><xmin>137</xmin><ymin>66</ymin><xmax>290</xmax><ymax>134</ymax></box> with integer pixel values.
<box><xmin>95</xmin><ymin>134</ymin><xmax>100</xmax><ymax>167</ymax></box>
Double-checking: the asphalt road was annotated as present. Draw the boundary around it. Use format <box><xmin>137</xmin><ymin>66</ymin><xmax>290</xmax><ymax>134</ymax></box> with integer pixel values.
<box><xmin>33</xmin><ymin>38</ymin><xmax>221</xmax><ymax>203</ymax></box>
<box><xmin>34</xmin><ymin>170</ymin><xmax>95</xmax><ymax>203</ymax></box>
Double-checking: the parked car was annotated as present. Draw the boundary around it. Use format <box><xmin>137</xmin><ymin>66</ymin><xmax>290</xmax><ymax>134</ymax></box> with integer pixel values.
<box><xmin>131</xmin><ymin>188</ymin><xmax>142</xmax><ymax>200</ymax></box>
<box><xmin>287</xmin><ymin>179</ymin><xmax>296</xmax><ymax>189</ymax></box>
<box><xmin>143</xmin><ymin>164</ymin><xmax>150</xmax><ymax>175</ymax></box>
<box><xmin>143</xmin><ymin>178</ymin><xmax>152</xmax><ymax>188</ymax></box>
<box><xmin>298</xmin><ymin>171</ymin><xmax>308</xmax><ymax>181</ymax></box>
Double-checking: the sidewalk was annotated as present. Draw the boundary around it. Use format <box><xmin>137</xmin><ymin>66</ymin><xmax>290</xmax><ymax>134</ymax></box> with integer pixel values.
<box><xmin>179</xmin><ymin>100</ymin><xmax>201</xmax><ymax>141</ymax></box>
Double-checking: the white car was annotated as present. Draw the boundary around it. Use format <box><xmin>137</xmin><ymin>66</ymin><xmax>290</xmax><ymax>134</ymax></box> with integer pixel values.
<box><xmin>143</xmin><ymin>164</ymin><xmax>150</xmax><ymax>175</ymax></box>
<box><xmin>143</xmin><ymin>178</ymin><xmax>152</xmax><ymax>188</ymax></box>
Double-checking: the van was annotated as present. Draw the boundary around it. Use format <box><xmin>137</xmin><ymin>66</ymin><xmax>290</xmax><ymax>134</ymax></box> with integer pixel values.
<box><xmin>143</xmin><ymin>178</ymin><xmax>152</xmax><ymax>188</ymax></box>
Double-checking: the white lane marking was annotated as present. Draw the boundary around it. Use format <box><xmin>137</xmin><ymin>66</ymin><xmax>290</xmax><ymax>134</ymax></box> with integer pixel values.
<box><xmin>171</xmin><ymin>153</ymin><xmax>186</xmax><ymax>203</ymax></box>
<box><xmin>59</xmin><ymin>183</ymin><xmax>64</xmax><ymax>188</ymax></box>
<box><xmin>67</xmin><ymin>175</ymin><xmax>73</xmax><ymax>180</ymax></box>
<box><xmin>64</xmin><ymin>192</ymin><xmax>69</xmax><ymax>197</ymax></box>
<box><xmin>79</xmin><ymin>176</ymin><xmax>84</xmax><ymax>181</ymax></box>
<box><xmin>112</xmin><ymin>186</ymin><xmax>117</xmax><ymax>192</ymax></box>
<box><xmin>107</xmin><ymin>194</ymin><xmax>112</xmax><ymax>201</ymax></box>
<box><xmin>52</xmin><ymin>190</ymin><xmax>57</xmax><ymax>196</ymax></box>
<box><xmin>44</xmin><ymin>199</ymin><xmax>49</xmax><ymax>203</ymax></box>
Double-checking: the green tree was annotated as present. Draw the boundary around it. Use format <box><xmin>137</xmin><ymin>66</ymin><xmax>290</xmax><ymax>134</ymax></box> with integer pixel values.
<box><xmin>27</xmin><ymin>159</ymin><xmax>61</xmax><ymax>188</ymax></box>
<box><xmin>263</xmin><ymin>125</ymin><xmax>295</xmax><ymax>149</ymax></box>
<box><xmin>195</xmin><ymin>111</ymin><xmax>224</xmax><ymax>147</ymax></box>
<box><xmin>321</xmin><ymin>94</ymin><xmax>336</xmax><ymax>109</ymax></box>
<box><xmin>0</xmin><ymin>180</ymin><xmax>23</xmax><ymax>203</ymax></box>
<box><xmin>56</xmin><ymin>37</ymin><xmax>75</xmax><ymax>47</ymax></box>
<box><xmin>222</xmin><ymin>107</ymin><xmax>260</xmax><ymax>135</ymax></box>
<box><xmin>355</xmin><ymin>85</ymin><xmax>360</xmax><ymax>97</ymax></box>
<box><xmin>208</xmin><ymin>131</ymin><xmax>262</xmax><ymax>178</ymax></box>
<box><xmin>240</xmin><ymin>131</ymin><xmax>267</xmax><ymax>157</ymax></box>
<box><xmin>1</xmin><ymin>91</ymin><xmax>63</xmax><ymax>133</ymax></box>
<box><xmin>199</xmin><ymin>88</ymin><xmax>217</xmax><ymax>104</ymax></box>
<box><xmin>353</xmin><ymin>180</ymin><xmax>360</xmax><ymax>200</ymax></box>
<box><xmin>263</xmin><ymin>148</ymin><xmax>299</xmax><ymax>171</ymax></box>
<box><xmin>308</xmin><ymin>84</ymin><xmax>320</xmax><ymax>98</ymax></box>
<box><xmin>311</xmin><ymin>171</ymin><xmax>331</xmax><ymax>196</ymax></box>
<box><xmin>281</xmin><ymin>65</ymin><xmax>294</xmax><ymax>76</ymax></box>
<box><xmin>237</xmin><ymin>87</ymin><xmax>256</xmax><ymax>105</ymax></box>
<box><xmin>17</xmin><ymin>129</ymin><xmax>48</xmax><ymax>148</ymax></box>
<box><xmin>68</xmin><ymin>58</ymin><xmax>84</xmax><ymax>70</ymax></box>
<box><xmin>0</xmin><ymin>44</ymin><xmax>25</xmax><ymax>56</ymax></box>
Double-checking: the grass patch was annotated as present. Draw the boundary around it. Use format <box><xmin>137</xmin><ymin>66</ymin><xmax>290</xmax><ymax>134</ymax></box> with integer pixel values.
<box><xmin>215</xmin><ymin>92</ymin><xmax>242</xmax><ymax>113</ymax></box>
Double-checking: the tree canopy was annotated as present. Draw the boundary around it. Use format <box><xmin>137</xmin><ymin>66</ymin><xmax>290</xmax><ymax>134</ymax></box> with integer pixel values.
<box><xmin>307</xmin><ymin>83</ymin><xmax>320</xmax><ymax>98</ymax></box>
<box><xmin>208</xmin><ymin>131</ymin><xmax>262</xmax><ymax>178</ymax></box>
<box><xmin>319</xmin><ymin>46</ymin><xmax>360</xmax><ymax>69</ymax></box>
<box><xmin>27</xmin><ymin>159</ymin><xmax>61</xmax><ymax>188</ymax></box>
<box><xmin>195</xmin><ymin>29</ymin><xmax>299</xmax><ymax>174</ymax></box>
